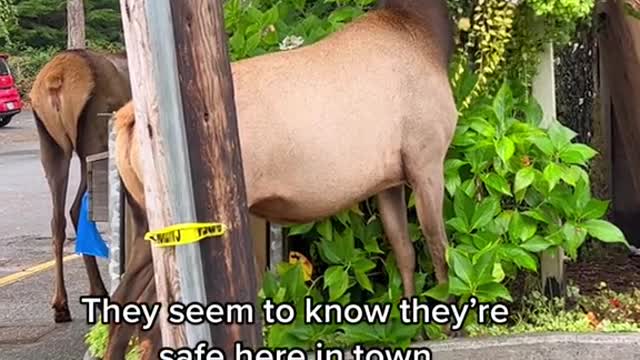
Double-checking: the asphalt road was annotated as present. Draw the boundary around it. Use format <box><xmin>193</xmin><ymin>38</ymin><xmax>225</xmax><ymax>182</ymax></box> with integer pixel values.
<box><xmin>0</xmin><ymin>110</ymin><xmax>109</xmax><ymax>359</ymax></box>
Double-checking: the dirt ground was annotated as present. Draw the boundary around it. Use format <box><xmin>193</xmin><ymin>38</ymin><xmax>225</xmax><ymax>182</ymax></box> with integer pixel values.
<box><xmin>567</xmin><ymin>244</ymin><xmax>640</xmax><ymax>295</ymax></box>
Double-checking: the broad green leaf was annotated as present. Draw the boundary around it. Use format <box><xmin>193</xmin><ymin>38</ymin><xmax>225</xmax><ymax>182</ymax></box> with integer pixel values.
<box><xmin>471</xmin><ymin>196</ymin><xmax>501</xmax><ymax>230</ymax></box>
<box><xmin>496</xmin><ymin>137</ymin><xmax>515</xmax><ymax>164</ymax></box>
<box><xmin>560</xmin><ymin>143</ymin><xmax>598</xmax><ymax>164</ymax></box>
<box><xmin>548</xmin><ymin>121</ymin><xmax>577</xmax><ymax>151</ymax></box>
<box><xmin>281</xmin><ymin>264</ymin><xmax>307</xmax><ymax>300</ymax></box>
<box><xmin>408</xmin><ymin>191</ymin><xmax>416</xmax><ymax>208</ymax></box>
<box><xmin>336</xmin><ymin>210</ymin><xmax>351</xmax><ymax>226</ymax></box>
<box><xmin>509</xmin><ymin>211</ymin><xmax>537</xmax><ymax>242</ymax></box>
<box><xmin>445</xmin><ymin>160</ymin><xmax>467</xmax><ymax>195</ymax></box>
<box><xmin>560</xmin><ymin>163</ymin><xmax>581</xmax><ymax>186</ymax></box>
<box><xmin>500</xmin><ymin>245</ymin><xmax>538</xmax><ymax>271</ymax></box>
<box><xmin>514</xmin><ymin>167</ymin><xmax>536</xmax><ymax>194</ymax></box>
<box><xmin>354</xmin><ymin>269</ymin><xmax>374</xmax><ymax>293</ymax></box>
<box><xmin>543</xmin><ymin>163</ymin><xmax>564</xmax><ymax>191</ymax></box>
<box><xmin>317</xmin><ymin>219</ymin><xmax>332</xmax><ymax>241</ymax></box>
<box><xmin>448</xmin><ymin>276</ymin><xmax>472</xmax><ymax>296</ymax></box>
<box><xmin>445</xmin><ymin>159</ymin><xmax>468</xmax><ymax>173</ymax></box>
<box><xmin>423</xmin><ymin>283</ymin><xmax>450</xmax><ymax>303</ymax></box>
<box><xmin>449</xmin><ymin>249</ymin><xmax>475</xmax><ymax>286</ymax></box>
<box><xmin>486</xmin><ymin>210</ymin><xmax>512</xmax><ymax>235</ymax></box>
<box><xmin>581</xmin><ymin>199</ymin><xmax>609</xmax><ymax>220</ymax></box>
<box><xmin>335</xmin><ymin>228</ymin><xmax>355</xmax><ymax>259</ymax></box>
<box><xmin>573</xmin><ymin>178</ymin><xmax>591</xmax><ymax>210</ymax></box>
<box><xmin>328</xmin><ymin>6</ymin><xmax>361</xmax><ymax>24</ymax></box>
<box><xmin>229</xmin><ymin>31</ymin><xmax>246</xmax><ymax>54</ymax></box>
<box><xmin>262</xmin><ymin>6</ymin><xmax>279</xmax><ymax>25</ymax></box>
<box><xmin>474</xmin><ymin>248</ymin><xmax>497</xmax><ymax>286</ymax></box>
<box><xmin>350</xmin><ymin>212</ymin><xmax>366</xmax><ymax>240</ymax></box>
<box><xmin>317</xmin><ymin>239</ymin><xmax>343</xmax><ymax>264</ymax></box>
<box><xmin>472</xmin><ymin>231</ymin><xmax>495</xmax><ymax>250</ymax></box>
<box><xmin>521</xmin><ymin>235</ymin><xmax>553</xmax><ymax>252</ymax></box>
<box><xmin>492</xmin><ymin>81</ymin><xmax>513</xmax><ymax>125</ymax></box>
<box><xmin>475</xmin><ymin>282</ymin><xmax>513</xmax><ymax>302</ymax></box>
<box><xmin>492</xmin><ymin>262</ymin><xmax>505</xmax><ymax>282</ymax></box>
<box><xmin>583</xmin><ymin>220</ymin><xmax>628</xmax><ymax>245</ymax></box>
<box><xmin>353</xmin><ymin>258</ymin><xmax>376</xmax><ymax>273</ymax></box>
<box><xmin>364</xmin><ymin>219</ymin><xmax>384</xmax><ymax>254</ymax></box>
<box><xmin>523</xmin><ymin>208</ymin><xmax>555</xmax><ymax>225</ymax></box>
<box><xmin>445</xmin><ymin>172</ymin><xmax>462</xmax><ymax>196</ymax></box>
<box><xmin>291</xmin><ymin>0</ymin><xmax>306</xmax><ymax>11</ymax></box>
<box><xmin>523</xmin><ymin>98</ymin><xmax>543</xmax><ymax>126</ymax></box>
<box><xmin>482</xmin><ymin>173</ymin><xmax>512</xmax><ymax>196</ymax></box>
<box><xmin>533</xmin><ymin>136</ymin><xmax>555</xmax><ymax>156</ymax></box>
<box><xmin>324</xmin><ymin>266</ymin><xmax>350</xmax><ymax>301</ymax></box>
<box><xmin>287</xmin><ymin>222</ymin><xmax>315</xmax><ymax>236</ymax></box>
<box><xmin>341</xmin><ymin>323</ymin><xmax>382</xmax><ymax>343</ymax></box>
<box><xmin>447</xmin><ymin>217</ymin><xmax>469</xmax><ymax>234</ymax></box>
<box><xmin>562</xmin><ymin>222</ymin><xmax>588</xmax><ymax>259</ymax></box>
<box><xmin>469</xmin><ymin>117</ymin><xmax>497</xmax><ymax>137</ymax></box>
<box><xmin>453</xmin><ymin>188</ymin><xmax>475</xmax><ymax>226</ymax></box>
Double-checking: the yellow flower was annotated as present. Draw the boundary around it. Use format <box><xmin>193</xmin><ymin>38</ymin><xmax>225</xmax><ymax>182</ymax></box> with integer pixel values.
<box><xmin>458</xmin><ymin>17</ymin><xmax>471</xmax><ymax>32</ymax></box>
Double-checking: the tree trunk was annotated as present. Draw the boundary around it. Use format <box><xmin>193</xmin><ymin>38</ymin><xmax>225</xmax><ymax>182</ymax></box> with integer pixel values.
<box><xmin>67</xmin><ymin>0</ymin><xmax>85</xmax><ymax>49</ymax></box>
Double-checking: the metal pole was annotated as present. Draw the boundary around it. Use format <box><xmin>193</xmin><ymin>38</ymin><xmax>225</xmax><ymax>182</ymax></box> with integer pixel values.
<box><xmin>119</xmin><ymin>0</ymin><xmax>212</xmax><ymax>348</ymax></box>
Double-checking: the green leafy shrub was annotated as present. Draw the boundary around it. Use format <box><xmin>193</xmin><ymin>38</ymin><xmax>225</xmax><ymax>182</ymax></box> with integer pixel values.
<box><xmin>85</xmin><ymin>322</ymin><xmax>140</xmax><ymax>360</ymax></box>
<box><xmin>221</xmin><ymin>0</ymin><xmax>629</xmax><ymax>349</ymax></box>
<box><xmin>264</xmin><ymin>72</ymin><xmax>628</xmax><ymax>349</ymax></box>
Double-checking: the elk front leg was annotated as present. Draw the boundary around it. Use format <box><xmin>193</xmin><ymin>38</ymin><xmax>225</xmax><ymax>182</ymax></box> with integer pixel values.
<box><xmin>377</xmin><ymin>186</ymin><xmax>416</xmax><ymax>297</ymax></box>
<box><xmin>69</xmin><ymin>157</ymin><xmax>108</xmax><ymax>298</ymax></box>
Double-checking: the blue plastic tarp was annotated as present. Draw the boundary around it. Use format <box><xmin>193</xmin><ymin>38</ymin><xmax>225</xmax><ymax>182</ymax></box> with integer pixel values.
<box><xmin>75</xmin><ymin>191</ymin><xmax>109</xmax><ymax>258</ymax></box>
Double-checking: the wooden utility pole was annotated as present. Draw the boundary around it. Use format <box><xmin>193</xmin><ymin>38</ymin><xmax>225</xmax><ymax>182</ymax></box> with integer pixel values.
<box><xmin>169</xmin><ymin>0</ymin><xmax>262</xmax><ymax>352</ymax></box>
<box><xmin>118</xmin><ymin>0</ymin><xmax>261</xmax><ymax>354</ymax></box>
<box><xmin>66</xmin><ymin>0</ymin><xmax>85</xmax><ymax>49</ymax></box>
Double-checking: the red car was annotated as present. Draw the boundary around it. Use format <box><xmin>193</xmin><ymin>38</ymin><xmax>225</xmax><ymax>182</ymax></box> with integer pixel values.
<box><xmin>0</xmin><ymin>54</ymin><xmax>23</xmax><ymax>128</ymax></box>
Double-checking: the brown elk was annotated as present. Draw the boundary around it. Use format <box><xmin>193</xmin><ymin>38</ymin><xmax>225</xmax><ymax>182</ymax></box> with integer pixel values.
<box><xmin>29</xmin><ymin>49</ymin><xmax>132</xmax><ymax>322</ymax></box>
<box><xmin>106</xmin><ymin>0</ymin><xmax>457</xmax><ymax>356</ymax></box>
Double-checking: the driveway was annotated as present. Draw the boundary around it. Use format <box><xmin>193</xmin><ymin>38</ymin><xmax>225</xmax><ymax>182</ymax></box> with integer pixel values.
<box><xmin>0</xmin><ymin>110</ymin><xmax>109</xmax><ymax>359</ymax></box>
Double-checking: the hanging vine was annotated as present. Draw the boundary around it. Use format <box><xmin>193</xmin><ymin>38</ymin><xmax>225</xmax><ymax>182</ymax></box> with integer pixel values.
<box><xmin>447</xmin><ymin>0</ymin><xmax>596</xmax><ymax>110</ymax></box>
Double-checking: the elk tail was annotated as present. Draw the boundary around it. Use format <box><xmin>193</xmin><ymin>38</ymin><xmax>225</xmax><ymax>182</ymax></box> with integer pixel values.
<box><xmin>29</xmin><ymin>49</ymin><xmax>96</xmax><ymax>154</ymax></box>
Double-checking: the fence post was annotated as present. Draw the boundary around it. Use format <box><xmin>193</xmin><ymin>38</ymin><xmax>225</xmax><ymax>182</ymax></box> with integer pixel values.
<box><xmin>533</xmin><ymin>42</ymin><xmax>566</xmax><ymax>298</ymax></box>
<box><xmin>118</xmin><ymin>0</ymin><xmax>262</xmax><ymax>352</ymax></box>
<box><xmin>107</xmin><ymin>113</ymin><xmax>122</xmax><ymax>294</ymax></box>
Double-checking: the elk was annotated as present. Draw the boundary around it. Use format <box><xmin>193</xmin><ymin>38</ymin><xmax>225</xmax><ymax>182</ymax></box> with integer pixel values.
<box><xmin>118</xmin><ymin>0</ymin><xmax>455</xmax><ymax>294</ymax></box>
<box><xmin>106</xmin><ymin>0</ymin><xmax>457</xmax><ymax>356</ymax></box>
<box><xmin>29</xmin><ymin>49</ymin><xmax>132</xmax><ymax>322</ymax></box>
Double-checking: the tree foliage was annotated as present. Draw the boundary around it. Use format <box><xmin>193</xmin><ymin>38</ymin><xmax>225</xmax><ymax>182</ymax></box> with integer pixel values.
<box><xmin>1</xmin><ymin>0</ymin><xmax>124</xmax><ymax>51</ymax></box>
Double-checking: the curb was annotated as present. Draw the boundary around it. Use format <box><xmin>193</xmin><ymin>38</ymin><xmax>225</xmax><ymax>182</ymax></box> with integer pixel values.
<box><xmin>412</xmin><ymin>333</ymin><xmax>640</xmax><ymax>360</ymax></box>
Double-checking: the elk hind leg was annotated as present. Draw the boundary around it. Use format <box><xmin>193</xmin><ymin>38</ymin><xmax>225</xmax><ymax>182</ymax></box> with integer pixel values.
<box><xmin>404</xmin><ymin>157</ymin><xmax>449</xmax><ymax>286</ymax></box>
<box><xmin>377</xmin><ymin>186</ymin><xmax>416</xmax><ymax>297</ymax></box>
<box><xmin>35</xmin><ymin>113</ymin><xmax>73</xmax><ymax>322</ymax></box>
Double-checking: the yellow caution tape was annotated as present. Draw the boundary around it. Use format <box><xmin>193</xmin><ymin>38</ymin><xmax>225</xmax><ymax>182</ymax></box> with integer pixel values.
<box><xmin>144</xmin><ymin>222</ymin><xmax>227</xmax><ymax>247</ymax></box>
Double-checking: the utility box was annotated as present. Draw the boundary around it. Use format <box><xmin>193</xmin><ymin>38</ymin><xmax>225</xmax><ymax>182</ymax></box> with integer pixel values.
<box><xmin>86</xmin><ymin>151</ymin><xmax>110</xmax><ymax>223</ymax></box>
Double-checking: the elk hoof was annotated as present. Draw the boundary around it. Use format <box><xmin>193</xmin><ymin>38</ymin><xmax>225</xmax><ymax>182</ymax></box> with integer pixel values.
<box><xmin>53</xmin><ymin>303</ymin><xmax>72</xmax><ymax>323</ymax></box>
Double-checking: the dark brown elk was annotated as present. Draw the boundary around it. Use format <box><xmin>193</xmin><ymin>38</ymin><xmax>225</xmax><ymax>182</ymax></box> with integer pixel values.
<box><xmin>29</xmin><ymin>49</ymin><xmax>132</xmax><ymax>322</ymax></box>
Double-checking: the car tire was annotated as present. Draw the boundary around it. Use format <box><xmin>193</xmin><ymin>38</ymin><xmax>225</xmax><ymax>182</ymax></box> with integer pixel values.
<box><xmin>0</xmin><ymin>115</ymin><xmax>13</xmax><ymax>128</ymax></box>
